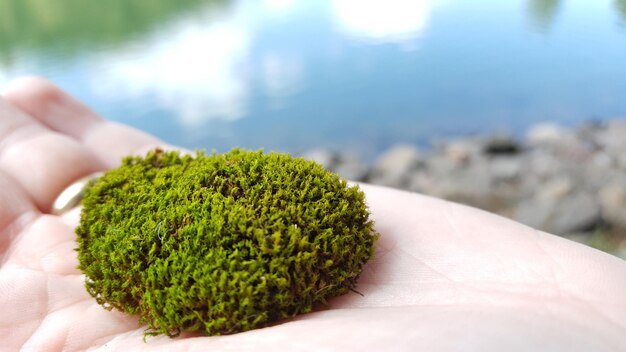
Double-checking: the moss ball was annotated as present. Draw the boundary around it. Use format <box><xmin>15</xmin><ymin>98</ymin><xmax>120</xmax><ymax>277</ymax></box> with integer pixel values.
<box><xmin>76</xmin><ymin>149</ymin><xmax>378</xmax><ymax>337</ymax></box>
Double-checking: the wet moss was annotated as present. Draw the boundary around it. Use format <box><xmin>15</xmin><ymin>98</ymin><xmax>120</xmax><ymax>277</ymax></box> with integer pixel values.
<box><xmin>76</xmin><ymin>148</ymin><xmax>378</xmax><ymax>337</ymax></box>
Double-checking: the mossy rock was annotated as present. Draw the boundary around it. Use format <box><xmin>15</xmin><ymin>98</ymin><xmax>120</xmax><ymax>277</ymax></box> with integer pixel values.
<box><xmin>76</xmin><ymin>149</ymin><xmax>378</xmax><ymax>337</ymax></box>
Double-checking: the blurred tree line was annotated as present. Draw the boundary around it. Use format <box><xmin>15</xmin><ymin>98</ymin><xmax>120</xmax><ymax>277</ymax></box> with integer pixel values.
<box><xmin>528</xmin><ymin>0</ymin><xmax>626</xmax><ymax>32</ymax></box>
<box><xmin>0</xmin><ymin>0</ymin><xmax>228</xmax><ymax>63</ymax></box>
<box><xmin>527</xmin><ymin>0</ymin><xmax>560</xmax><ymax>32</ymax></box>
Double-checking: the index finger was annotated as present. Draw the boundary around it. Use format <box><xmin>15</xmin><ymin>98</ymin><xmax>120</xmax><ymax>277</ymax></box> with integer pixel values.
<box><xmin>2</xmin><ymin>77</ymin><xmax>167</xmax><ymax>168</ymax></box>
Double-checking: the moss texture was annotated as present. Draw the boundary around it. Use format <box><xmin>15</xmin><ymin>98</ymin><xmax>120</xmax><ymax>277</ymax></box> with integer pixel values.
<box><xmin>76</xmin><ymin>149</ymin><xmax>378</xmax><ymax>337</ymax></box>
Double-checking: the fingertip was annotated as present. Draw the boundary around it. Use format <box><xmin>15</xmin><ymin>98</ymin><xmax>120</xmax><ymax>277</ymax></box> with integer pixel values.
<box><xmin>2</xmin><ymin>76</ymin><xmax>104</xmax><ymax>138</ymax></box>
<box><xmin>2</xmin><ymin>76</ymin><xmax>71</xmax><ymax>120</ymax></box>
<box><xmin>2</xmin><ymin>76</ymin><xmax>57</xmax><ymax>100</ymax></box>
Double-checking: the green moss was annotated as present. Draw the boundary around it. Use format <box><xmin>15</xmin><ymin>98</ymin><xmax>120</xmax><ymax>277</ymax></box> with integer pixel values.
<box><xmin>76</xmin><ymin>148</ymin><xmax>378</xmax><ymax>337</ymax></box>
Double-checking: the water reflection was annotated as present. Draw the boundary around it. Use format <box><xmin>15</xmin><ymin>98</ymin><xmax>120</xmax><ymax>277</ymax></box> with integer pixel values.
<box><xmin>2</xmin><ymin>0</ymin><xmax>626</xmax><ymax>156</ymax></box>
<box><xmin>262</xmin><ymin>53</ymin><xmax>304</xmax><ymax>103</ymax></box>
<box><xmin>332</xmin><ymin>0</ymin><xmax>431</xmax><ymax>45</ymax></box>
<box><xmin>527</xmin><ymin>0</ymin><xmax>562</xmax><ymax>32</ymax></box>
<box><xmin>615</xmin><ymin>0</ymin><xmax>626</xmax><ymax>23</ymax></box>
<box><xmin>93</xmin><ymin>4</ymin><xmax>250</xmax><ymax>125</ymax></box>
<box><xmin>92</xmin><ymin>1</ymin><xmax>307</xmax><ymax>127</ymax></box>
<box><xmin>0</xmin><ymin>0</ymin><xmax>228</xmax><ymax>63</ymax></box>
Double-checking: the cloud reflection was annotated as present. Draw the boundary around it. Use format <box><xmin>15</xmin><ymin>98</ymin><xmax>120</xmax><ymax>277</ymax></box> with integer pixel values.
<box><xmin>332</xmin><ymin>0</ymin><xmax>431</xmax><ymax>45</ymax></box>
<box><xmin>262</xmin><ymin>53</ymin><xmax>304</xmax><ymax>104</ymax></box>
<box><xmin>92</xmin><ymin>10</ymin><xmax>250</xmax><ymax>126</ymax></box>
<box><xmin>92</xmin><ymin>1</ymin><xmax>303</xmax><ymax>127</ymax></box>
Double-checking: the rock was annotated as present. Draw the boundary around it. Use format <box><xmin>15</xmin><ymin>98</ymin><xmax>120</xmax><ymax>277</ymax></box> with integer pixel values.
<box><xmin>333</xmin><ymin>153</ymin><xmax>369</xmax><ymax>181</ymax></box>
<box><xmin>616</xmin><ymin>154</ymin><xmax>626</xmax><ymax>171</ymax></box>
<box><xmin>598</xmin><ymin>182</ymin><xmax>626</xmax><ymax>229</ymax></box>
<box><xmin>597</xmin><ymin>119</ymin><xmax>626</xmax><ymax>162</ymax></box>
<box><xmin>548</xmin><ymin>192</ymin><xmax>601</xmax><ymax>235</ymax></box>
<box><xmin>316</xmin><ymin>119</ymin><xmax>623</xmax><ymax>250</ymax></box>
<box><xmin>424</xmin><ymin>165</ymin><xmax>499</xmax><ymax>211</ymax></box>
<box><xmin>514</xmin><ymin>188</ymin><xmax>601</xmax><ymax>235</ymax></box>
<box><xmin>441</xmin><ymin>139</ymin><xmax>483</xmax><ymax>164</ymax></box>
<box><xmin>302</xmin><ymin>149</ymin><xmax>339</xmax><ymax>170</ymax></box>
<box><xmin>484</xmin><ymin>135</ymin><xmax>521</xmax><ymax>155</ymax></box>
<box><xmin>575</xmin><ymin>120</ymin><xmax>605</xmax><ymax>149</ymax></box>
<box><xmin>369</xmin><ymin>145</ymin><xmax>423</xmax><ymax>188</ymax></box>
<box><xmin>537</xmin><ymin>177</ymin><xmax>573</xmax><ymax>201</ymax></box>
<box><xmin>489</xmin><ymin>156</ymin><xmax>523</xmax><ymax>183</ymax></box>
<box><xmin>407</xmin><ymin>171</ymin><xmax>434</xmax><ymax>193</ymax></box>
<box><xmin>526</xmin><ymin>122</ymin><xmax>572</xmax><ymax>146</ymax></box>
<box><xmin>513</xmin><ymin>198</ymin><xmax>556</xmax><ymax>230</ymax></box>
<box><xmin>428</xmin><ymin>154</ymin><xmax>466</xmax><ymax>174</ymax></box>
<box><xmin>526</xmin><ymin>150</ymin><xmax>563</xmax><ymax>179</ymax></box>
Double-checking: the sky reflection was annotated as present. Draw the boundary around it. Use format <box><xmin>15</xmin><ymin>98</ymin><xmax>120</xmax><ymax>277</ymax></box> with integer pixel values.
<box><xmin>1</xmin><ymin>0</ymin><xmax>626</xmax><ymax>156</ymax></box>
<box><xmin>92</xmin><ymin>3</ymin><xmax>251</xmax><ymax>125</ymax></box>
<box><xmin>332</xmin><ymin>0</ymin><xmax>431</xmax><ymax>45</ymax></box>
<box><xmin>88</xmin><ymin>0</ymin><xmax>433</xmax><ymax>129</ymax></box>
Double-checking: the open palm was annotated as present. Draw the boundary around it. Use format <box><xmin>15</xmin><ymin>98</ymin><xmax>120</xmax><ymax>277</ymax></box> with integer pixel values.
<box><xmin>1</xmin><ymin>77</ymin><xmax>625</xmax><ymax>351</ymax></box>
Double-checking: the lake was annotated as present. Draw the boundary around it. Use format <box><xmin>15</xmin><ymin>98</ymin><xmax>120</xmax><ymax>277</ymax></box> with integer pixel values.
<box><xmin>2</xmin><ymin>0</ymin><xmax>626</xmax><ymax>158</ymax></box>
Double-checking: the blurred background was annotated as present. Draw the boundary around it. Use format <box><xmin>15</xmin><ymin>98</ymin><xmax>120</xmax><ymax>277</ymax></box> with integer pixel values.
<box><xmin>1</xmin><ymin>0</ymin><xmax>625</xmax><ymax>256</ymax></box>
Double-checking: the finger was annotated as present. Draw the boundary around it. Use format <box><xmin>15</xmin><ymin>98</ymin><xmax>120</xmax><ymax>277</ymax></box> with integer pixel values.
<box><xmin>0</xmin><ymin>98</ymin><xmax>102</xmax><ymax>212</ymax></box>
<box><xmin>0</xmin><ymin>172</ymin><xmax>39</xmax><ymax>259</ymax></box>
<box><xmin>3</xmin><ymin>77</ymin><xmax>166</xmax><ymax>168</ymax></box>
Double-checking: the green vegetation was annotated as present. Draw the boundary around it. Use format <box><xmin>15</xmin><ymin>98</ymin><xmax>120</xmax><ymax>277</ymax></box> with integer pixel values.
<box><xmin>615</xmin><ymin>0</ymin><xmax>626</xmax><ymax>23</ymax></box>
<box><xmin>76</xmin><ymin>149</ymin><xmax>378</xmax><ymax>337</ymax></box>
<box><xmin>0</xmin><ymin>0</ymin><xmax>228</xmax><ymax>63</ymax></box>
<box><xmin>527</xmin><ymin>0</ymin><xmax>561</xmax><ymax>32</ymax></box>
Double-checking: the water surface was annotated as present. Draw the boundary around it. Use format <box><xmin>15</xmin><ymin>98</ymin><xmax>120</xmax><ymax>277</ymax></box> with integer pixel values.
<box><xmin>2</xmin><ymin>0</ymin><xmax>626</xmax><ymax>157</ymax></box>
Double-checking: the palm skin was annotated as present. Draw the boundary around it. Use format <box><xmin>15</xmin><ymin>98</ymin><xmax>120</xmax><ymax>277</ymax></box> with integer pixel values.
<box><xmin>0</xmin><ymin>77</ymin><xmax>625</xmax><ymax>351</ymax></box>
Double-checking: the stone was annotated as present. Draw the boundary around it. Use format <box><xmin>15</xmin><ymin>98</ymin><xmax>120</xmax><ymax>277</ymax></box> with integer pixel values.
<box><xmin>407</xmin><ymin>171</ymin><xmax>434</xmax><ymax>193</ymax></box>
<box><xmin>537</xmin><ymin>177</ymin><xmax>573</xmax><ymax>202</ymax></box>
<box><xmin>369</xmin><ymin>145</ymin><xmax>423</xmax><ymax>188</ymax></box>
<box><xmin>441</xmin><ymin>139</ymin><xmax>483</xmax><ymax>164</ymax></box>
<box><xmin>548</xmin><ymin>192</ymin><xmax>602</xmax><ymax>235</ymax></box>
<box><xmin>426</xmin><ymin>165</ymin><xmax>498</xmax><ymax>211</ymax></box>
<box><xmin>489</xmin><ymin>156</ymin><xmax>523</xmax><ymax>183</ymax></box>
<box><xmin>333</xmin><ymin>153</ymin><xmax>369</xmax><ymax>181</ymax></box>
<box><xmin>594</xmin><ymin>119</ymin><xmax>626</xmax><ymax>157</ymax></box>
<box><xmin>598</xmin><ymin>182</ymin><xmax>626</xmax><ymax>229</ymax></box>
<box><xmin>484</xmin><ymin>134</ymin><xmax>521</xmax><ymax>155</ymax></box>
<box><xmin>514</xmin><ymin>189</ymin><xmax>601</xmax><ymax>235</ymax></box>
<box><xmin>526</xmin><ymin>122</ymin><xmax>573</xmax><ymax>146</ymax></box>
<box><xmin>513</xmin><ymin>197</ymin><xmax>555</xmax><ymax>230</ymax></box>
<box><xmin>302</xmin><ymin>149</ymin><xmax>339</xmax><ymax>170</ymax></box>
<box><xmin>526</xmin><ymin>151</ymin><xmax>563</xmax><ymax>179</ymax></box>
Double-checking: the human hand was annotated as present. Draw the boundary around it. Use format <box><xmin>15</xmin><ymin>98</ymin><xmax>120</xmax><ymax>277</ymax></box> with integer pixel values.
<box><xmin>1</xmin><ymin>77</ymin><xmax>625</xmax><ymax>351</ymax></box>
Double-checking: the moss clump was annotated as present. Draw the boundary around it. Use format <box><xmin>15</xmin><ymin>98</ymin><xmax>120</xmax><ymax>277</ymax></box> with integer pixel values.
<box><xmin>76</xmin><ymin>148</ymin><xmax>378</xmax><ymax>337</ymax></box>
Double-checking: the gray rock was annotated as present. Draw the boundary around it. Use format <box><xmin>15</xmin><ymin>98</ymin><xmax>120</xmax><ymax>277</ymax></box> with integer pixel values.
<box><xmin>333</xmin><ymin>153</ymin><xmax>369</xmax><ymax>181</ymax></box>
<box><xmin>489</xmin><ymin>156</ymin><xmax>523</xmax><ymax>183</ymax></box>
<box><xmin>616</xmin><ymin>154</ymin><xmax>626</xmax><ymax>171</ymax></box>
<box><xmin>598</xmin><ymin>182</ymin><xmax>626</xmax><ymax>229</ymax></box>
<box><xmin>548</xmin><ymin>192</ymin><xmax>601</xmax><ymax>235</ymax></box>
<box><xmin>407</xmin><ymin>171</ymin><xmax>434</xmax><ymax>193</ymax></box>
<box><xmin>526</xmin><ymin>150</ymin><xmax>564</xmax><ymax>179</ymax></box>
<box><xmin>427</xmin><ymin>154</ymin><xmax>464</xmax><ymax>175</ymax></box>
<box><xmin>513</xmin><ymin>197</ymin><xmax>556</xmax><ymax>230</ymax></box>
<box><xmin>526</xmin><ymin>123</ymin><xmax>573</xmax><ymax>146</ymax></box>
<box><xmin>537</xmin><ymin>177</ymin><xmax>574</xmax><ymax>202</ymax></box>
<box><xmin>369</xmin><ymin>145</ymin><xmax>423</xmax><ymax>188</ymax></box>
<box><xmin>302</xmin><ymin>149</ymin><xmax>339</xmax><ymax>170</ymax></box>
<box><xmin>484</xmin><ymin>134</ymin><xmax>521</xmax><ymax>155</ymax></box>
<box><xmin>440</xmin><ymin>139</ymin><xmax>483</xmax><ymax>164</ymax></box>
<box><xmin>514</xmin><ymin>188</ymin><xmax>601</xmax><ymax>235</ymax></box>
<box><xmin>424</xmin><ymin>165</ymin><xmax>499</xmax><ymax>211</ymax></box>
<box><xmin>595</xmin><ymin>119</ymin><xmax>626</xmax><ymax>157</ymax></box>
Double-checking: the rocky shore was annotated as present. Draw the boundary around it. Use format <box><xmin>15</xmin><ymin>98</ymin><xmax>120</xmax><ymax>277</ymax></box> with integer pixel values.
<box><xmin>303</xmin><ymin>119</ymin><xmax>626</xmax><ymax>258</ymax></box>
